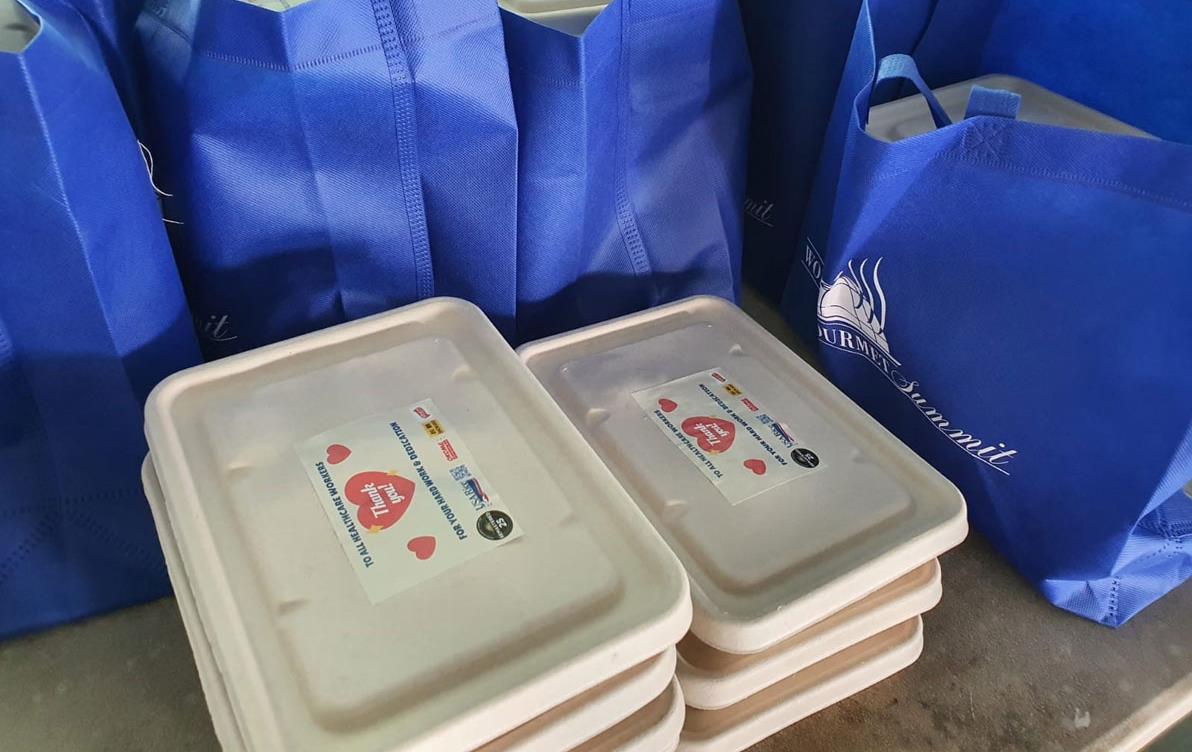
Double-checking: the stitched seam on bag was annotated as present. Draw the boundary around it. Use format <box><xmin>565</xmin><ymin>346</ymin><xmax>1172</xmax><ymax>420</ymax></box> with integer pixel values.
<box><xmin>0</xmin><ymin>515</ymin><xmax>56</xmax><ymax>587</ymax></box>
<box><xmin>1103</xmin><ymin>514</ymin><xmax>1178</xmax><ymax>623</ymax></box>
<box><xmin>631</xmin><ymin>1</ymin><xmax>719</xmax><ymax>27</ymax></box>
<box><xmin>60</xmin><ymin>488</ymin><xmax>143</xmax><ymax>504</ymax></box>
<box><xmin>1149</xmin><ymin>503</ymin><xmax>1191</xmax><ymax>542</ymax></box>
<box><xmin>1124</xmin><ymin>537</ymin><xmax>1175</xmax><ymax>571</ymax></box>
<box><xmin>945</xmin><ymin>151</ymin><xmax>1192</xmax><ymax>214</ymax></box>
<box><xmin>1106</xmin><ymin>577</ymin><xmax>1119</xmax><ymax>623</ymax></box>
<box><xmin>372</xmin><ymin>0</ymin><xmax>434</xmax><ymax>298</ymax></box>
<box><xmin>612</xmin><ymin>0</ymin><xmax>654</xmax><ymax>289</ymax></box>
<box><xmin>279</xmin><ymin>19</ymin><xmax>347</xmax><ymax>323</ymax></box>
<box><xmin>506</xmin><ymin>54</ymin><xmax>617</xmax><ymax>89</ymax></box>
<box><xmin>145</xmin><ymin>15</ymin><xmax>383</xmax><ymax>72</ymax></box>
<box><xmin>0</xmin><ymin>490</ymin><xmax>142</xmax><ymax>522</ymax></box>
<box><xmin>13</xmin><ymin>57</ymin><xmax>79</xmax><ymax>549</ymax></box>
<box><xmin>1168</xmin><ymin>522</ymin><xmax>1192</xmax><ymax>538</ymax></box>
<box><xmin>394</xmin><ymin>13</ymin><xmax>491</xmax><ymax>47</ymax></box>
<box><xmin>68</xmin><ymin>509</ymin><xmax>167</xmax><ymax>574</ymax></box>
<box><xmin>1153</xmin><ymin>503</ymin><xmax>1170</xmax><ymax>538</ymax></box>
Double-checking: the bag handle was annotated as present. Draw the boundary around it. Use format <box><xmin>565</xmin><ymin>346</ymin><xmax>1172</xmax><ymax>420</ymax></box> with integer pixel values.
<box><xmin>874</xmin><ymin>53</ymin><xmax>952</xmax><ymax>129</ymax></box>
<box><xmin>965</xmin><ymin>85</ymin><xmax>1021</xmax><ymax>120</ymax></box>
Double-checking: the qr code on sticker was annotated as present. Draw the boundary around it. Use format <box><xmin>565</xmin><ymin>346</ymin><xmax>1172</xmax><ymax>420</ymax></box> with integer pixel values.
<box><xmin>449</xmin><ymin>465</ymin><xmax>471</xmax><ymax>482</ymax></box>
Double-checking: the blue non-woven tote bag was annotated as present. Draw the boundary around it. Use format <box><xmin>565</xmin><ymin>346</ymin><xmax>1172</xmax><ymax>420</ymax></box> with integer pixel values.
<box><xmin>136</xmin><ymin>0</ymin><xmax>519</xmax><ymax>357</ymax></box>
<box><xmin>0</xmin><ymin>0</ymin><xmax>200</xmax><ymax>638</ymax></box>
<box><xmin>736</xmin><ymin>0</ymin><xmax>941</xmax><ymax>303</ymax></box>
<box><xmin>50</xmin><ymin>0</ymin><xmax>146</xmax><ymax>113</ymax></box>
<box><xmin>786</xmin><ymin>0</ymin><xmax>1192</xmax><ymax>626</ymax></box>
<box><xmin>501</xmin><ymin>0</ymin><xmax>752</xmax><ymax>343</ymax></box>
<box><xmin>736</xmin><ymin>0</ymin><xmax>859</xmax><ymax>303</ymax></box>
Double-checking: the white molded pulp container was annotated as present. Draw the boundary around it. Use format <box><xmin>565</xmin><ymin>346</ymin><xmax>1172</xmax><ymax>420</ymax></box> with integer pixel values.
<box><xmin>143</xmin><ymin>298</ymin><xmax>691</xmax><ymax>752</ymax></box>
<box><xmin>676</xmin><ymin>559</ymin><xmax>941</xmax><ymax>710</ymax></box>
<box><xmin>143</xmin><ymin>459</ymin><xmax>246</xmax><ymax>751</ymax></box>
<box><xmin>575</xmin><ymin>678</ymin><xmax>686</xmax><ymax>752</ymax></box>
<box><xmin>148</xmin><ymin>458</ymin><xmax>681</xmax><ymax>752</ymax></box>
<box><xmin>678</xmin><ymin>618</ymin><xmax>925</xmax><ymax>752</ymax></box>
<box><xmin>478</xmin><ymin>647</ymin><xmax>678</xmax><ymax>751</ymax></box>
<box><xmin>518</xmin><ymin>296</ymin><xmax>967</xmax><ymax>655</ymax></box>
<box><xmin>867</xmin><ymin>74</ymin><xmax>1153</xmax><ymax>143</ymax></box>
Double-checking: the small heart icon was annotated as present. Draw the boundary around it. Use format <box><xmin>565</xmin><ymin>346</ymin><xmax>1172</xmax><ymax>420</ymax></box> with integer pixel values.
<box><xmin>744</xmin><ymin>459</ymin><xmax>767</xmax><ymax>475</ymax></box>
<box><xmin>326</xmin><ymin>444</ymin><xmax>351</xmax><ymax>465</ymax></box>
<box><xmin>407</xmin><ymin>536</ymin><xmax>436</xmax><ymax>560</ymax></box>
<box><xmin>658</xmin><ymin>398</ymin><xmax>678</xmax><ymax>413</ymax></box>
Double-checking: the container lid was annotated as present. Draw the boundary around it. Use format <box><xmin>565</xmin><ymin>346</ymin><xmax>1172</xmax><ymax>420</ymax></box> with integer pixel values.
<box><xmin>867</xmin><ymin>74</ymin><xmax>1153</xmax><ymax>142</ymax></box>
<box><xmin>677</xmin><ymin>559</ymin><xmax>940</xmax><ymax>709</ymax></box>
<box><xmin>575</xmin><ymin>678</ymin><xmax>686</xmax><ymax>752</ymax></box>
<box><xmin>144</xmin><ymin>298</ymin><xmax>691</xmax><ymax>752</ymax></box>
<box><xmin>518</xmin><ymin>296</ymin><xmax>966</xmax><ymax>653</ymax></box>
<box><xmin>479</xmin><ymin>648</ymin><xmax>677</xmax><ymax>752</ymax></box>
<box><xmin>142</xmin><ymin>458</ymin><xmax>247</xmax><ymax>752</ymax></box>
<box><xmin>150</xmin><ymin>457</ymin><xmax>676</xmax><ymax>752</ymax></box>
<box><xmin>499</xmin><ymin>3</ymin><xmax>605</xmax><ymax>35</ymax></box>
<box><xmin>679</xmin><ymin>618</ymin><xmax>924</xmax><ymax>752</ymax></box>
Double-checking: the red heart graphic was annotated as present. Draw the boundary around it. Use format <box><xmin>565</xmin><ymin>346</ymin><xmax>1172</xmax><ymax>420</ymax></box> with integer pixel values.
<box><xmin>744</xmin><ymin>459</ymin><xmax>767</xmax><ymax>475</ymax></box>
<box><xmin>681</xmin><ymin>416</ymin><xmax>736</xmax><ymax>454</ymax></box>
<box><xmin>326</xmin><ymin>444</ymin><xmax>351</xmax><ymax>465</ymax></box>
<box><xmin>407</xmin><ymin>536</ymin><xmax>436</xmax><ymax>560</ymax></box>
<box><xmin>658</xmin><ymin>398</ymin><xmax>678</xmax><ymax>413</ymax></box>
<box><xmin>344</xmin><ymin>471</ymin><xmax>415</xmax><ymax>532</ymax></box>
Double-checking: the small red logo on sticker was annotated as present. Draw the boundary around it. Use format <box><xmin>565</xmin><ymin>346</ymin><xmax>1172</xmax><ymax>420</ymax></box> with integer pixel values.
<box><xmin>741</xmin><ymin>398</ymin><xmax>759</xmax><ymax>412</ymax></box>
<box><xmin>711</xmin><ymin>372</ymin><xmax>726</xmax><ymax>382</ymax></box>
<box><xmin>413</xmin><ymin>406</ymin><xmax>431</xmax><ymax>420</ymax></box>
<box><xmin>681</xmin><ymin>416</ymin><xmax>737</xmax><ymax>454</ymax></box>
<box><xmin>658</xmin><ymin>398</ymin><xmax>678</xmax><ymax>413</ymax></box>
<box><xmin>438</xmin><ymin>439</ymin><xmax>458</xmax><ymax>461</ymax></box>
<box><xmin>344</xmin><ymin>471</ymin><xmax>415</xmax><ymax>532</ymax></box>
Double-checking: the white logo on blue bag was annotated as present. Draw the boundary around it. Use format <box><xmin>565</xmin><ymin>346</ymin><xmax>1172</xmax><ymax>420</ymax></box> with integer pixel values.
<box><xmin>817</xmin><ymin>257</ymin><xmax>900</xmax><ymax>367</ymax></box>
<box><xmin>803</xmin><ymin>239</ymin><xmax>1018</xmax><ymax>474</ymax></box>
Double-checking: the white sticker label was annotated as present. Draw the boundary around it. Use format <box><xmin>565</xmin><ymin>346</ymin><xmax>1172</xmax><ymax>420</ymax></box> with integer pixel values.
<box><xmin>297</xmin><ymin>399</ymin><xmax>521</xmax><ymax>604</ymax></box>
<box><xmin>632</xmin><ymin>368</ymin><xmax>822</xmax><ymax>505</ymax></box>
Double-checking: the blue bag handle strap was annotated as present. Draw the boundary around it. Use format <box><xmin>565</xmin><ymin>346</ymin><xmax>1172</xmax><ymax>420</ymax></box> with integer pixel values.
<box><xmin>965</xmin><ymin>85</ymin><xmax>1022</xmax><ymax>120</ymax></box>
<box><xmin>875</xmin><ymin>53</ymin><xmax>952</xmax><ymax>129</ymax></box>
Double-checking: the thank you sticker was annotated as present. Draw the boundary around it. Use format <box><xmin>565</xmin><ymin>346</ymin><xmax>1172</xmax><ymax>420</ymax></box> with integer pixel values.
<box><xmin>297</xmin><ymin>399</ymin><xmax>521</xmax><ymax>604</ymax></box>
<box><xmin>633</xmin><ymin>369</ymin><xmax>821</xmax><ymax>504</ymax></box>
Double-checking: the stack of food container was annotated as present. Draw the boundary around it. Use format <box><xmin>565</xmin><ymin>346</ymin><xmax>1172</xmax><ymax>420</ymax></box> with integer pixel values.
<box><xmin>518</xmin><ymin>296</ymin><xmax>969</xmax><ymax>751</ymax></box>
<box><xmin>141</xmin><ymin>298</ymin><xmax>692</xmax><ymax>751</ymax></box>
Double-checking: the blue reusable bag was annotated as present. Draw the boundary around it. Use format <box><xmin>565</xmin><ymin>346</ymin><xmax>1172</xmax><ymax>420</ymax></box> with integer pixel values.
<box><xmin>49</xmin><ymin>0</ymin><xmax>146</xmax><ymax>112</ymax></box>
<box><xmin>787</xmin><ymin>0</ymin><xmax>1192</xmax><ymax>625</ymax></box>
<box><xmin>136</xmin><ymin>0</ymin><xmax>519</xmax><ymax>356</ymax></box>
<box><xmin>0</xmin><ymin>0</ymin><xmax>200</xmax><ymax>638</ymax></box>
<box><xmin>501</xmin><ymin>0</ymin><xmax>752</xmax><ymax>343</ymax></box>
<box><xmin>737</xmin><ymin>0</ymin><xmax>938</xmax><ymax>303</ymax></box>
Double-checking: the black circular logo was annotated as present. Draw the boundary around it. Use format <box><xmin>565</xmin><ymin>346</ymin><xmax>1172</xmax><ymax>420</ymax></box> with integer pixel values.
<box><xmin>477</xmin><ymin>510</ymin><xmax>515</xmax><ymax>541</ymax></box>
<box><xmin>791</xmin><ymin>448</ymin><xmax>820</xmax><ymax>469</ymax></box>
